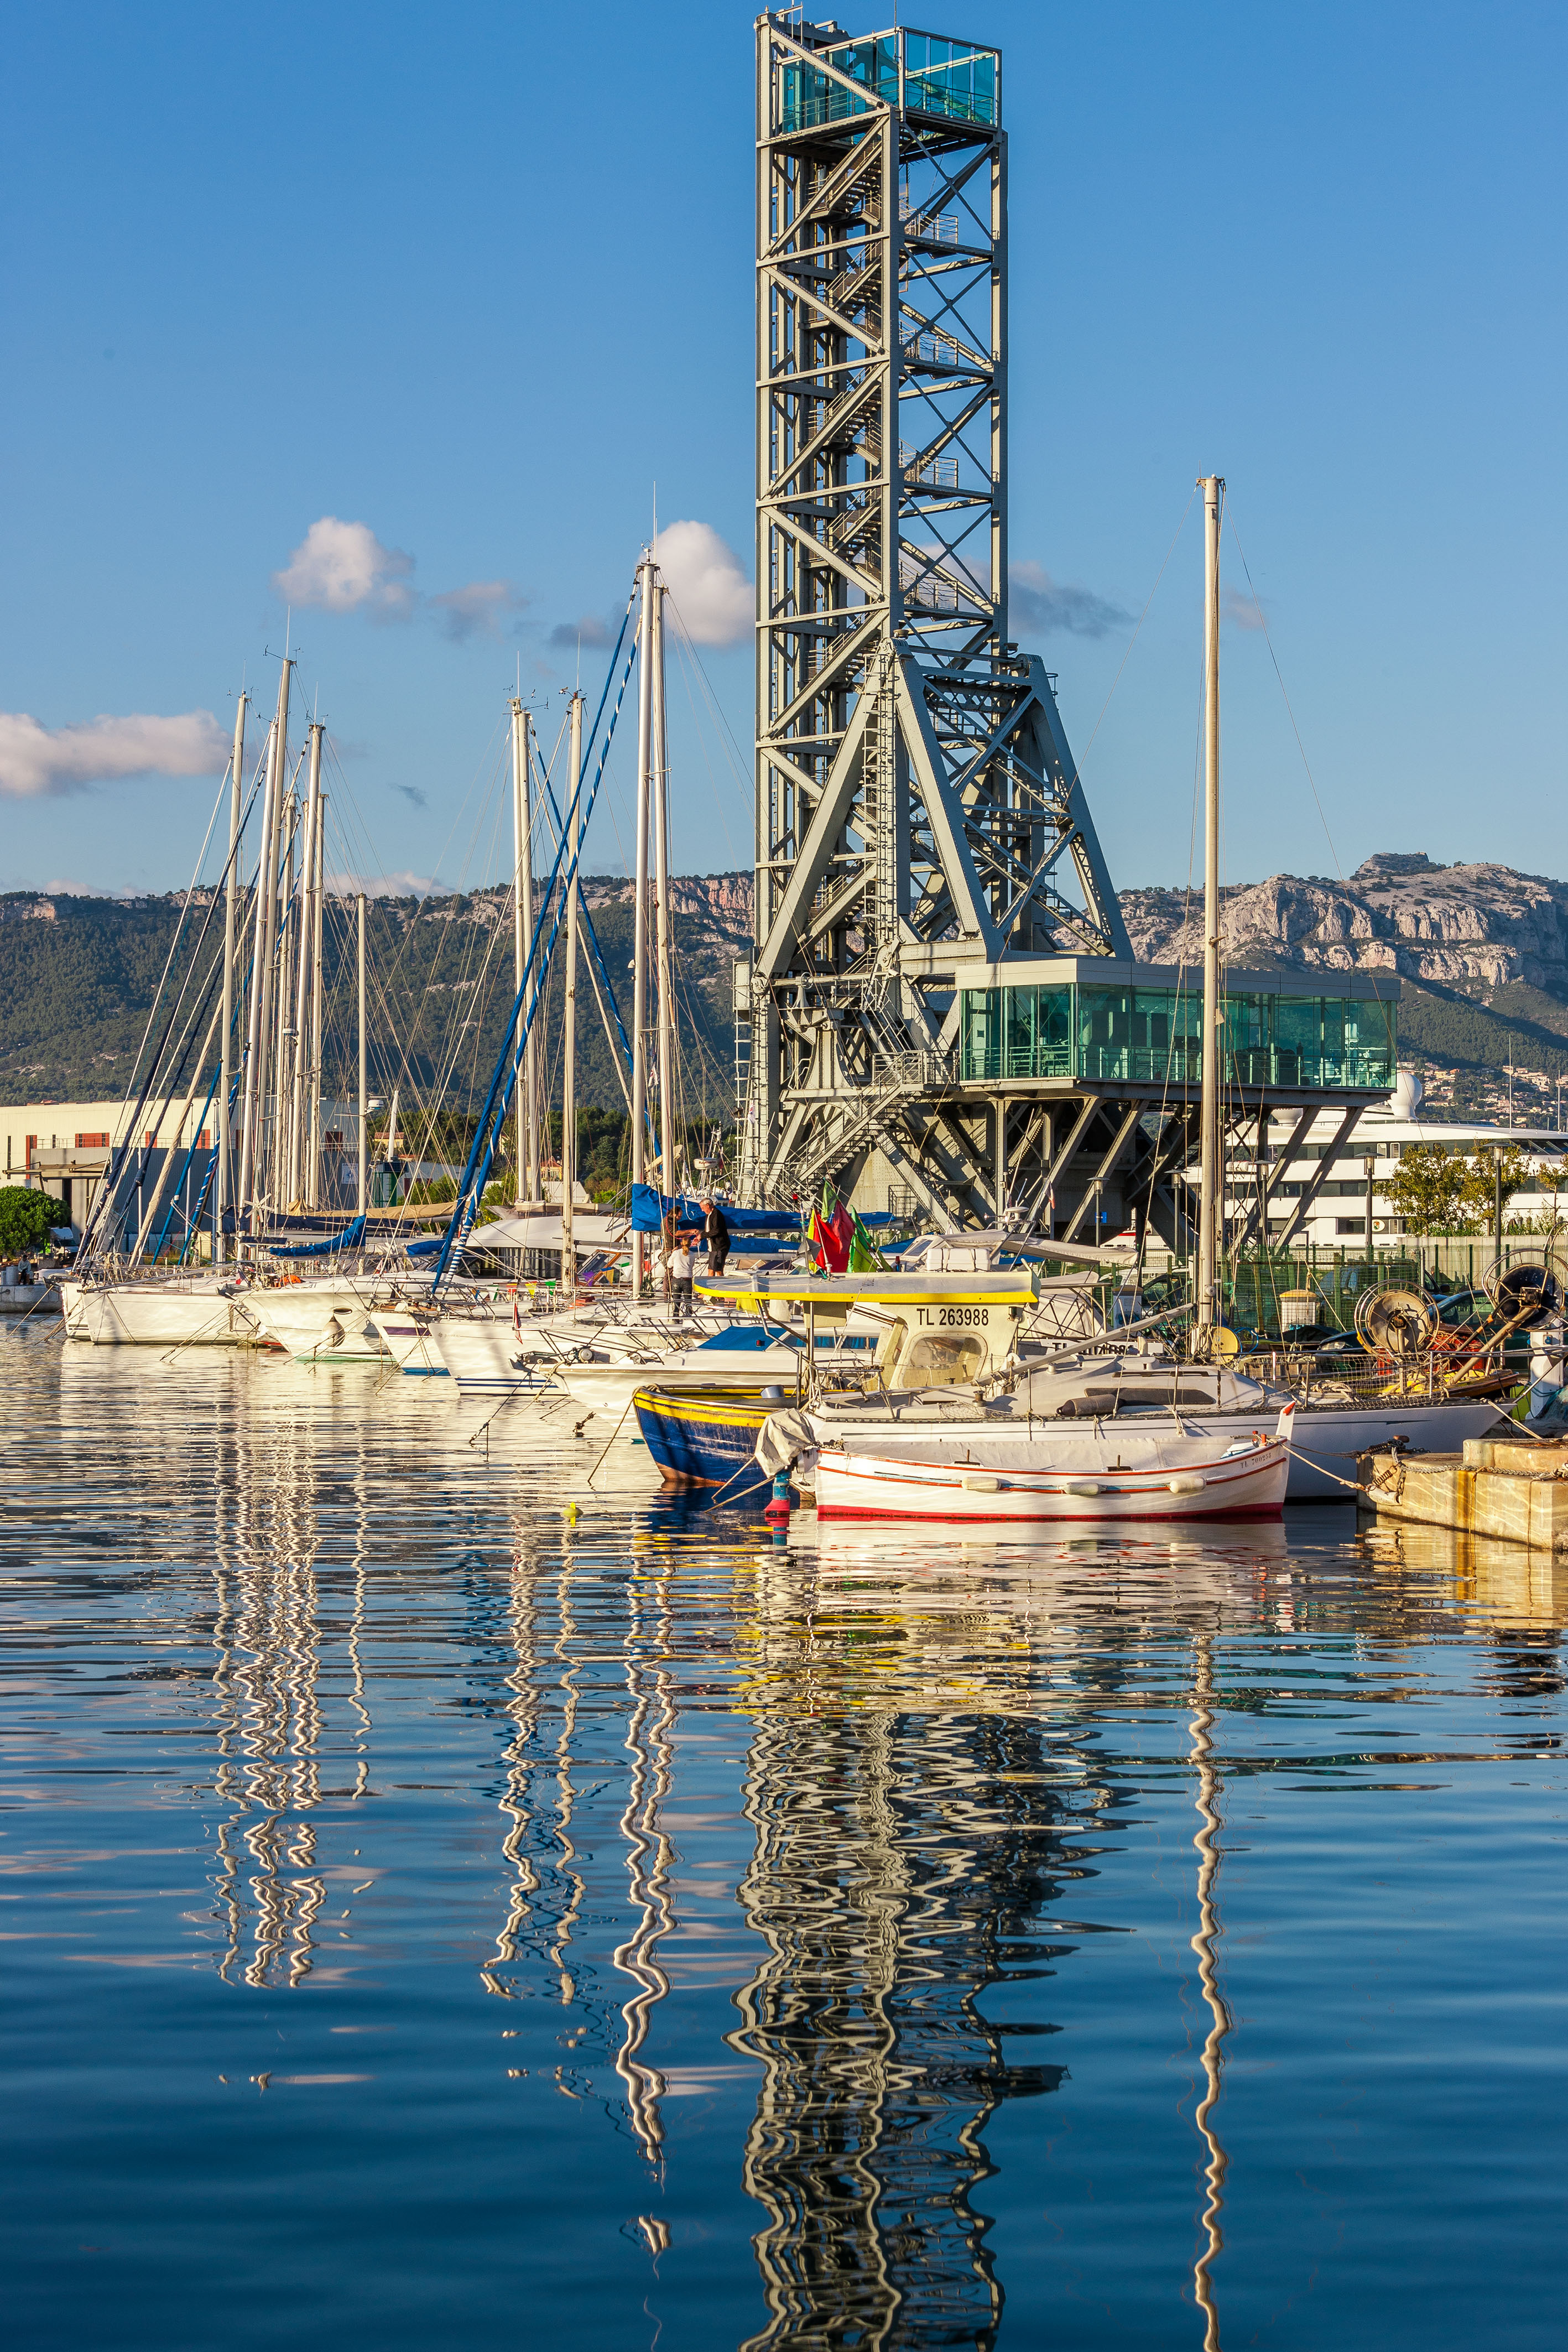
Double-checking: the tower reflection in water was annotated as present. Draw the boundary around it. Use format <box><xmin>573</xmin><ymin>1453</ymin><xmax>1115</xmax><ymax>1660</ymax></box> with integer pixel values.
<box><xmin>717</xmin><ymin>1531</ymin><xmax>1112</xmax><ymax>2351</ymax></box>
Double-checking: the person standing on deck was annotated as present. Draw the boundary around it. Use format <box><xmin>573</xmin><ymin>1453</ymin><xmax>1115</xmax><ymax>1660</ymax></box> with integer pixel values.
<box><xmin>669</xmin><ymin>1234</ymin><xmax>695</xmax><ymax>1321</ymax></box>
<box><xmin>701</xmin><ymin>1196</ymin><xmax>730</xmax><ymax>1279</ymax></box>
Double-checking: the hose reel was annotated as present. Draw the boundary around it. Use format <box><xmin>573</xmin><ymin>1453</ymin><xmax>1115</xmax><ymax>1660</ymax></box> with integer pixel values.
<box><xmin>1353</xmin><ymin>1287</ymin><xmax>1439</xmax><ymax>1356</ymax></box>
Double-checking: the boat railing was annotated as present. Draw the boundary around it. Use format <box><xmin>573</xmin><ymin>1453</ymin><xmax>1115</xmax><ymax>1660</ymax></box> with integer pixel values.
<box><xmin>1237</xmin><ymin>1346</ymin><xmax>1524</xmax><ymax>1408</ymax></box>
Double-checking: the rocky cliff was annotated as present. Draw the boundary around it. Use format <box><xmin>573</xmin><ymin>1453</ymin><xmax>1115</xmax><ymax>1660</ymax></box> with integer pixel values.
<box><xmin>1119</xmin><ymin>854</ymin><xmax>1568</xmax><ymax>998</ymax></box>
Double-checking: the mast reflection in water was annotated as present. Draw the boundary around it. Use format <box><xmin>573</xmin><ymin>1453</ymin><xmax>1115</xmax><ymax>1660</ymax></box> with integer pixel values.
<box><xmin>208</xmin><ymin>1389</ymin><xmax>362</xmax><ymax>1989</ymax></box>
<box><xmin>1187</xmin><ymin>1635</ymin><xmax>1232</xmax><ymax>2352</ymax></box>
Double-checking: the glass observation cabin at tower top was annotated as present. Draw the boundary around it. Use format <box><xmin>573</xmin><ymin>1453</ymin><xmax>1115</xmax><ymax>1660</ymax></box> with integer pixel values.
<box><xmin>960</xmin><ymin>967</ymin><xmax>1397</xmax><ymax>1095</ymax></box>
<box><xmin>779</xmin><ymin>27</ymin><xmax>1000</xmax><ymax>132</ymax></box>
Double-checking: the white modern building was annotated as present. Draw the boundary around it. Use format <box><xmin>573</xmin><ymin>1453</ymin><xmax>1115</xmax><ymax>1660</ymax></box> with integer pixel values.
<box><xmin>1199</xmin><ymin>1069</ymin><xmax>1566</xmax><ymax>1250</ymax></box>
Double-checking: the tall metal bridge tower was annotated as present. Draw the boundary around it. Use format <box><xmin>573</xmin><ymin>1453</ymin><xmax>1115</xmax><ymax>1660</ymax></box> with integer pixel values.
<box><xmin>739</xmin><ymin>14</ymin><xmax>1396</xmax><ymax>1245</ymax></box>
<box><xmin>740</xmin><ymin>13</ymin><xmax>1130</xmax><ymax>1220</ymax></box>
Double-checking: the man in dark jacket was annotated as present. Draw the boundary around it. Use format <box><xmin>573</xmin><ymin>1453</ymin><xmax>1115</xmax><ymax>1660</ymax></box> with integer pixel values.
<box><xmin>701</xmin><ymin>1196</ymin><xmax>731</xmax><ymax>1278</ymax></box>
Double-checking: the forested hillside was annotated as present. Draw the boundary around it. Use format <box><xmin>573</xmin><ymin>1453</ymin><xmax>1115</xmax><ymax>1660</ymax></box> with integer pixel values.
<box><xmin>0</xmin><ymin>876</ymin><xmax>748</xmax><ymax>1121</ymax></box>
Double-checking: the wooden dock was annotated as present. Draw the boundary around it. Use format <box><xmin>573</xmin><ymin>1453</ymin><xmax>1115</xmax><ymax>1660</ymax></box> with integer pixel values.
<box><xmin>1358</xmin><ymin>1436</ymin><xmax>1568</xmax><ymax>1551</ymax></box>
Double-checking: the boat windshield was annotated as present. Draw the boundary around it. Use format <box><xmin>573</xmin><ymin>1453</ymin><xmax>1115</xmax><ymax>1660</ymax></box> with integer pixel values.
<box><xmin>693</xmin><ymin>1325</ymin><xmax>795</xmax><ymax>1352</ymax></box>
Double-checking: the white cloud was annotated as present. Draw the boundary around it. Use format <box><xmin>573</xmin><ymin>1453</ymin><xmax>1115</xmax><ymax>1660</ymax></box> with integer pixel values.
<box><xmin>431</xmin><ymin>580</ymin><xmax>525</xmax><ymax>642</ymax></box>
<box><xmin>1222</xmin><ymin>585</ymin><xmax>1268</xmax><ymax>632</ymax></box>
<box><xmin>654</xmin><ymin>520</ymin><xmax>752</xmax><ymax>647</ymax></box>
<box><xmin>273</xmin><ymin>517</ymin><xmax>416</xmax><ymax>618</ymax></box>
<box><xmin>325</xmin><ymin>869</ymin><xmax>443</xmax><ymax>899</ymax></box>
<box><xmin>1009</xmin><ymin>559</ymin><xmax>1130</xmax><ymax>641</ymax></box>
<box><xmin>547</xmin><ymin>613</ymin><xmax>613</xmax><ymax>650</ymax></box>
<box><xmin>0</xmin><ymin>709</ymin><xmax>228</xmax><ymax>798</ymax></box>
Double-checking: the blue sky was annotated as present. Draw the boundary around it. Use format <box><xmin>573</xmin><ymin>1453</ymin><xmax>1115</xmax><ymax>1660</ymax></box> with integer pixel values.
<box><xmin>3</xmin><ymin>1</ymin><xmax>1563</xmax><ymax>900</ymax></box>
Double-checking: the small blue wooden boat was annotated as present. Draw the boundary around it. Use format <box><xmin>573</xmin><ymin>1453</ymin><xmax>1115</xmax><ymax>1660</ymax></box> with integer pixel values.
<box><xmin>633</xmin><ymin>1386</ymin><xmax>785</xmax><ymax>1503</ymax></box>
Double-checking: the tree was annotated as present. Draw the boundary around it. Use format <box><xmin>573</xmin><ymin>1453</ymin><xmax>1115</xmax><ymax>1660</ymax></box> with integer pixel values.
<box><xmin>1460</xmin><ymin>1143</ymin><xmax>1536</xmax><ymax>1226</ymax></box>
<box><xmin>0</xmin><ymin>1186</ymin><xmax>58</xmax><ymax>1255</ymax></box>
<box><xmin>1385</xmin><ymin>1146</ymin><xmax>1473</xmax><ymax>1236</ymax></box>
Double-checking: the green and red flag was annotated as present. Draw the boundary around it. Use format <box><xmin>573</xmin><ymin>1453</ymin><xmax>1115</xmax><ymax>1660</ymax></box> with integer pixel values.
<box><xmin>847</xmin><ymin>1211</ymin><xmax>885</xmax><ymax>1272</ymax></box>
<box><xmin>809</xmin><ymin>1181</ymin><xmax>854</xmax><ymax>1273</ymax></box>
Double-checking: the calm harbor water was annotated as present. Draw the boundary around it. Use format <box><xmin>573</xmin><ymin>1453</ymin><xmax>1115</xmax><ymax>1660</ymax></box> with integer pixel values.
<box><xmin>3</xmin><ymin>1327</ymin><xmax>1565</xmax><ymax>2349</ymax></box>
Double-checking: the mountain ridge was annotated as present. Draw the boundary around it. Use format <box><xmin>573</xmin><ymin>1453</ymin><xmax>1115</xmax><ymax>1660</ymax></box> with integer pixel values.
<box><xmin>2</xmin><ymin>854</ymin><xmax>1562</xmax><ymax>1121</ymax></box>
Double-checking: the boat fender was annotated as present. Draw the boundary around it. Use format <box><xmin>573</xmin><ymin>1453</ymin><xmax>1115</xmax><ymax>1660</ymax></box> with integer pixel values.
<box><xmin>1065</xmin><ymin>1480</ymin><xmax>1100</xmax><ymax>1497</ymax></box>
<box><xmin>961</xmin><ymin>1474</ymin><xmax>1000</xmax><ymax>1492</ymax></box>
<box><xmin>763</xmin><ymin>1471</ymin><xmax>793</xmax><ymax>1521</ymax></box>
<box><xmin>1168</xmin><ymin>1474</ymin><xmax>1206</xmax><ymax>1496</ymax></box>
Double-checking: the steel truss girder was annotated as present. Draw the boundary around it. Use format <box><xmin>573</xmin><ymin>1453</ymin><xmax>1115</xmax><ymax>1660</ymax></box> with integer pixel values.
<box><xmin>777</xmin><ymin>1083</ymin><xmax>1182</xmax><ymax>1239</ymax></box>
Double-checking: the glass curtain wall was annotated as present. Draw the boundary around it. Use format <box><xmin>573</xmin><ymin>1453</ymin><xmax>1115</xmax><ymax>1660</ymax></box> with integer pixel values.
<box><xmin>960</xmin><ymin>985</ymin><xmax>1396</xmax><ymax>1091</ymax></box>
<box><xmin>780</xmin><ymin>30</ymin><xmax>999</xmax><ymax>133</ymax></box>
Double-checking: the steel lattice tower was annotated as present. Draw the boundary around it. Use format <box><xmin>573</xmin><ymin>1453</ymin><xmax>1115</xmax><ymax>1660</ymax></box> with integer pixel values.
<box><xmin>740</xmin><ymin>14</ymin><xmax>1131</xmax><ymax>1219</ymax></box>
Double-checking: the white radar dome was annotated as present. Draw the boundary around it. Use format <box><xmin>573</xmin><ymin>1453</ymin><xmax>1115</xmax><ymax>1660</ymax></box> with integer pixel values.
<box><xmin>1389</xmin><ymin>1067</ymin><xmax>1425</xmax><ymax>1120</ymax></box>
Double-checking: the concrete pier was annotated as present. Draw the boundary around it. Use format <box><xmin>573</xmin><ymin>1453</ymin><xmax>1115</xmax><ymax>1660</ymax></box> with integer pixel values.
<box><xmin>0</xmin><ymin>1281</ymin><xmax>60</xmax><ymax>1317</ymax></box>
<box><xmin>1359</xmin><ymin>1437</ymin><xmax>1568</xmax><ymax>1550</ymax></box>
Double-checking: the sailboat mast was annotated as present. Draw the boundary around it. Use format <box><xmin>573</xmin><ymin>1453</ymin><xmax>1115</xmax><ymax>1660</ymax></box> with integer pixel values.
<box><xmin>129</xmin><ymin>991</ymin><xmax>226</xmax><ymax>1265</ymax></box>
<box><xmin>288</xmin><ymin>722</ymin><xmax>324</xmax><ymax>1204</ymax></box>
<box><xmin>307</xmin><ymin>791</ymin><xmax>325</xmax><ymax>1208</ymax></box>
<box><xmin>357</xmin><ymin>891</ymin><xmax>368</xmax><ymax>1216</ymax></box>
<box><xmin>1197</xmin><ymin>476</ymin><xmax>1225</xmax><ymax>1340</ymax></box>
<box><xmin>509</xmin><ymin>698</ymin><xmax>541</xmax><ymax>1204</ymax></box>
<box><xmin>273</xmin><ymin>782</ymin><xmax>300</xmax><ymax>1209</ymax></box>
<box><xmin>235</xmin><ymin>717</ymin><xmax>275</xmax><ymax>1229</ymax></box>
<box><xmin>561</xmin><ymin>691</ymin><xmax>582</xmax><ymax>1289</ymax></box>
<box><xmin>651</xmin><ymin>577</ymin><xmax>676</xmax><ymax>1214</ymax></box>
<box><xmin>258</xmin><ymin>662</ymin><xmax>293</xmax><ymax>1218</ymax></box>
<box><xmin>630</xmin><ymin>553</ymin><xmax>655</xmax><ymax>1298</ymax></box>
<box><xmin>238</xmin><ymin>659</ymin><xmax>290</xmax><ymax>1232</ymax></box>
<box><xmin>217</xmin><ymin>691</ymin><xmax>247</xmax><ymax>1264</ymax></box>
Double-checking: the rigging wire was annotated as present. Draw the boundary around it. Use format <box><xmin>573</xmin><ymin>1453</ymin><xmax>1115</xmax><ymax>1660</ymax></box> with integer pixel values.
<box><xmin>434</xmin><ymin>587</ymin><xmax>640</xmax><ymax>1279</ymax></box>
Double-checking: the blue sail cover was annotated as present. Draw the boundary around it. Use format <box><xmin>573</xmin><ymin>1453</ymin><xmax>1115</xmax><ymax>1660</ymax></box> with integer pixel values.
<box><xmin>628</xmin><ymin>1184</ymin><xmax>801</xmax><ymax>1235</ymax></box>
<box><xmin>265</xmin><ymin>1216</ymin><xmax>368</xmax><ymax>1259</ymax></box>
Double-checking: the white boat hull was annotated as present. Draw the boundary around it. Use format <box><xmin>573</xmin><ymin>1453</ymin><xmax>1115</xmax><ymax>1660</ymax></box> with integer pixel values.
<box><xmin>59</xmin><ymin>1280</ymin><xmax>257</xmax><ymax>1347</ymax></box>
<box><xmin>434</xmin><ymin>1307</ymin><xmax>739</xmax><ymax>1393</ymax></box>
<box><xmin>247</xmin><ymin>1282</ymin><xmax>400</xmax><ymax>1361</ymax></box>
<box><xmin>814</xmin><ymin>1433</ymin><xmax>1290</xmax><ymax>1523</ymax></box>
<box><xmin>0</xmin><ymin>1281</ymin><xmax>59</xmax><ymax>1317</ymax></box>
<box><xmin>433</xmin><ymin>1315</ymin><xmax>566</xmax><ymax>1393</ymax></box>
<box><xmin>551</xmin><ymin>1347</ymin><xmax>803</xmax><ymax>1418</ymax></box>
<box><xmin>368</xmin><ymin>1312</ymin><xmax>450</xmax><ymax>1375</ymax></box>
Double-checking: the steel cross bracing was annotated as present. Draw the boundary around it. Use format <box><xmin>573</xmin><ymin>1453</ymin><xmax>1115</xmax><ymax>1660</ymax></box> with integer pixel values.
<box><xmin>743</xmin><ymin>14</ymin><xmax>1130</xmax><ymax>1214</ymax></box>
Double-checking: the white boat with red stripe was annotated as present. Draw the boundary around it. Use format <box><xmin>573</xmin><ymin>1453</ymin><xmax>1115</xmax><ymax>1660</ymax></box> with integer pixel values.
<box><xmin>812</xmin><ymin>1406</ymin><xmax>1294</xmax><ymax>1524</ymax></box>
